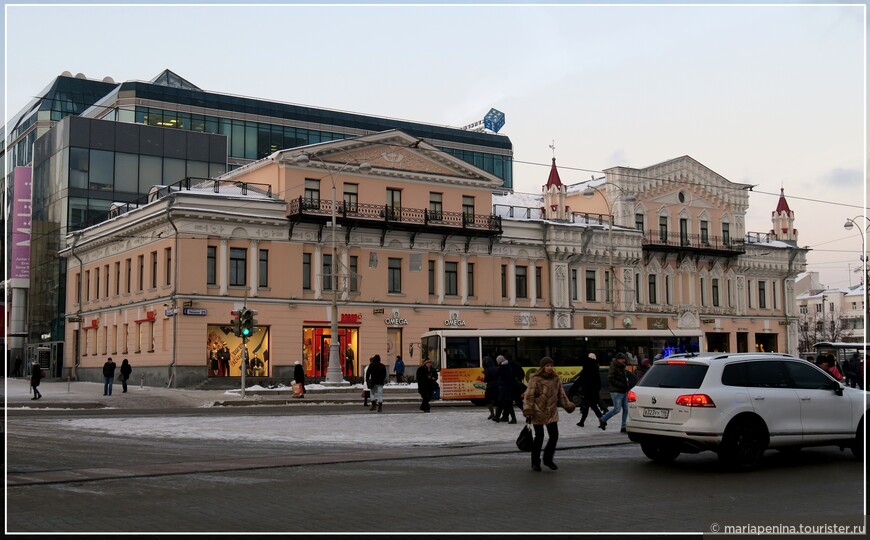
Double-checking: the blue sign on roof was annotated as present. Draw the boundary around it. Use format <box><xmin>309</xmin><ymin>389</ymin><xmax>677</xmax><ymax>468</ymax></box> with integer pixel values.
<box><xmin>483</xmin><ymin>108</ymin><xmax>505</xmax><ymax>133</ymax></box>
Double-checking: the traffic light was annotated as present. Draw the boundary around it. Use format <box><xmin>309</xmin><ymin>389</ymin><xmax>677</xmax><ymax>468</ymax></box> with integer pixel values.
<box><xmin>230</xmin><ymin>310</ymin><xmax>242</xmax><ymax>337</ymax></box>
<box><xmin>240</xmin><ymin>309</ymin><xmax>258</xmax><ymax>338</ymax></box>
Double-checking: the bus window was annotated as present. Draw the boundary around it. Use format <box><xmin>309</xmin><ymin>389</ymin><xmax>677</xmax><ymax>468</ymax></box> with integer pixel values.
<box><xmin>445</xmin><ymin>337</ymin><xmax>480</xmax><ymax>369</ymax></box>
<box><xmin>421</xmin><ymin>335</ymin><xmax>442</xmax><ymax>370</ymax></box>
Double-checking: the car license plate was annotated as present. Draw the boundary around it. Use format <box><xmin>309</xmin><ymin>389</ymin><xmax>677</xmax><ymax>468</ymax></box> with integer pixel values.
<box><xmin>643</xmin><ymin>408</ymin><xmax>669</xmax><ymax>419</ymax></box>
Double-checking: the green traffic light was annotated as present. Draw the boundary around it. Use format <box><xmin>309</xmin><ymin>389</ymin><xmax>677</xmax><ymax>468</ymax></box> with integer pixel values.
<box><xmin>242</xmin><ymin>328</ymin><xmax>251</xmax><ymax>337</ymax></box>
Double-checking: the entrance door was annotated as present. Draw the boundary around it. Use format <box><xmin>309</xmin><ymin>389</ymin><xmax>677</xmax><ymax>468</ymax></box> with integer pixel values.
<box><xmin>737</xmin><ymin>332</ymin><xmax>749</xmax><ymax>353</ymax></box>
<box><xmin>386</xmin><ymin>328</ymin><xmax>402</xmax><ymax>380</ymax></box>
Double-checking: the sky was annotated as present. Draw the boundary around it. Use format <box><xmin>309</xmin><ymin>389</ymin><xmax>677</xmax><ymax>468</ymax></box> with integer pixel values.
<box><xmin>3</xmin><ymin>2</ymin><xmax>866</xmax><ymax>289</ymax></box>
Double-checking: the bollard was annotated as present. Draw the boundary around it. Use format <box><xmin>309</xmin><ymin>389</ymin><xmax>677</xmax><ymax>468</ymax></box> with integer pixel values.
<box><xmin>140</xmin><ymin>373</ymin><xmax>145</xmax><ymax>389</ymax></box>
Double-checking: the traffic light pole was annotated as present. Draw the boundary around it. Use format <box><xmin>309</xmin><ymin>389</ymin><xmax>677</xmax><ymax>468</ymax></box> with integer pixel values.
<box><xmin>241</xmin><ymin>335</ymin><xmax>247</xmax><ymax>399</ymax></box>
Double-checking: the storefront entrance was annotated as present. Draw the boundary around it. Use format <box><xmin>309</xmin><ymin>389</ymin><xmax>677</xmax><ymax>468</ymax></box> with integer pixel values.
<box><xmin>755</xmin><ymin>333</ymin><xmax>779</xmax><ymax>353</ymax></box>
<box><xmin>705</xmin><ymin>332</ymin><xmax>730</xmax><ymax>353</ymax></box>
<box><xmin>303</xmin><ymin>326</ymin><xmax>359</xmax><ymax>378</ymax></box>
<box><xmin>207</xmin><ymin>324</ymin><xmax>270</xmax><ymax>377</ymax></box>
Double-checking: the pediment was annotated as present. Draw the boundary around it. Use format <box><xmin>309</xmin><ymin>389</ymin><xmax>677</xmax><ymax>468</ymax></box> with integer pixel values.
<box><xmin>275</xmin><ymin>130</ymin><xmax>504</xmax><ymax>189</ymax></box>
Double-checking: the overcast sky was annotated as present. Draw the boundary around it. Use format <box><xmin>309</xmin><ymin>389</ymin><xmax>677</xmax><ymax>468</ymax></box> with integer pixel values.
<box><xmin>3</xmin><ymin>2</ymin><xmax>866</xmax><ymax>288</ymax></box>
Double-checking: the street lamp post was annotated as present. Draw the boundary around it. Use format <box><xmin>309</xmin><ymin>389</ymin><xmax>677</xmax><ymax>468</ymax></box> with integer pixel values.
<box><xmin>843</xmin><ymin>216</ymin><xmax>869</xmax><ymax>285</ymax></box>
<box><xmin>583</xmin><ymin>183</ymin><xmax>636</xmax><ymax>327</ymax></box>
<box><xmin>295</xmin><ymin>153</ymin><xmax>371</xmax><ymax>385</ymax></box>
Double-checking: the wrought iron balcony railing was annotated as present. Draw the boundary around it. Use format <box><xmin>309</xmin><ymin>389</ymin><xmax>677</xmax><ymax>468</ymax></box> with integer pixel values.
<box><xmin>641</xmin><ymin>230</ymin><xmax>745</xmax><ymax>255</ymax></box>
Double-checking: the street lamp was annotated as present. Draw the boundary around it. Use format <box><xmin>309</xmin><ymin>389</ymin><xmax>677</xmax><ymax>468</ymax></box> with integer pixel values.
<box><xmin>295</xmin><ymin>152</ymin><xmax>371</xmax><ymax>385</ymax></box>
<box><xmin>583</xmin><ymin>183</ymin><xmax>636</xmax><ymax>326</ymax></box>
<box><xmin>843</xmin><ymin>216</ymin><xmax>869</xmax><ymax>284</ymax></box>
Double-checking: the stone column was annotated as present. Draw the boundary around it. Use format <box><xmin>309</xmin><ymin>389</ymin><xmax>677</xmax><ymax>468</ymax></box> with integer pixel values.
<box><xmin>219</xmin><ymin>238</ymin><xmax>228</xmax><ymax>296</ymax></box>
<box><xmin>249</xmin><ymin>240</ymin><xmax>259</xmax><ymax>297</ymax></box>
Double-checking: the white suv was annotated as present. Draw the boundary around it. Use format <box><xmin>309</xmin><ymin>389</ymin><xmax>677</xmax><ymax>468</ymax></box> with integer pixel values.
<box><xmin>626</xmin><ymin>352</ymin><xmax>867</xmax><ymax>469</ymax></box>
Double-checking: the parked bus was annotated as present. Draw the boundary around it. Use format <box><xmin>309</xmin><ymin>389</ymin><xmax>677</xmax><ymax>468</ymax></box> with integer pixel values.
<box><xmin>420</xmin><ymin>329</ymin><xmax>703</xmax><ymax>403</ymax></box>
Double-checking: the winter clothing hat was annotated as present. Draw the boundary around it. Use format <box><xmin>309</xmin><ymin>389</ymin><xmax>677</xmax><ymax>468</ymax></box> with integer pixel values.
<box><xmin>371</xmin><ymin>354</ymin><xmax>381</xmax><ymax>363</ymax></box>
<box><xmin>497</xmin><ymin>356</ymin><xmax>508</xmax><ymax>365</ymax></box>
<box><xmin>615</xmin><ymin>353</ymin><xmax>626</xmax><ymax>360</ymax></box>
<box><xmin>588</xmin><ymin>353</ymin><xmax>597</xmax><ymax>360</ymax></box>
<box><xmin>294</xmin><ymin>361</ymin><xmax>300</xmax><ymax>365</ymax></box>
<box><xmin>539</xmin><ymin>356</ymin><xmax>554</xmax><ymax>368</ymax></box>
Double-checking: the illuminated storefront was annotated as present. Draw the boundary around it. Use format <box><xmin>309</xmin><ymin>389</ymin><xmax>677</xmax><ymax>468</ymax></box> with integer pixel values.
<box><xmin>207</xmin><ymin>324</ymin><xmax>270</xmax><ymax>377</ymax></box>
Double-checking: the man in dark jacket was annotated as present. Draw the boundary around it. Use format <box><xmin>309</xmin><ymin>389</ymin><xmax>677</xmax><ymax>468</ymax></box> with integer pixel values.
<box><xmin>599</xmin><ymin>353</ymin><xmax>629</xmax><ymax>432</ymax></box>
<box><xmin>103</xmin><ymin>357</ymin><xmax>117</xmax><ymax>396</ymax></box>
<box><xmin>576</xmin><ymin>353</ymin><xmax>604</xmax><ymax>428</ymax></box>
<box><xmin>365</xmin><ymin>354</ymin><xmax>388</xmax><ymax>412</ymax></box>
<box><xmin>416</xmin><ymin>359</ymin><xmax>437</xmax><ymax>412</ymax></box>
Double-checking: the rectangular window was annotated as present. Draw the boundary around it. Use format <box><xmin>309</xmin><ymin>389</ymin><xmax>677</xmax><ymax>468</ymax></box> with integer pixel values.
<box><xmin>700</xmin><ymin>221</ymin><xmax>709</xmax><ymax>244</ymax></box>
<box><xmin>516</xmin><ymin>266</ymin><xmax>528</xmax><ymax>299</ymax></box>
<box><xmin>467</xmin><ymin>263</ymin><xmax>475</xmax><ymax>297</ymax></box>
<box><xmin>501</xmin><ymin>265</ymin><xmax>507</xmax><ymax>298</ymax></box>
<box><xmin>462</xmin><ymin>196</ymin><xmax>475</xmax><ymax>223</ymax></box>
<box><xmin>648</xmin><ymin>275</ymin><xmax>657</xmax><ymax>304</ymax></box>
<box><xmin>635</xmin><ymin>213</ymin><xmax>644</xmax><ymax>232</ymax></box>
<box><xmin>95</xmin><ymin>267</ymin><xmax>100</xmax><ymax>300</ymax></box>
<box><xmin>114</xmin><ymin>262</ymin><xmax>121</xmax><ymax>295</ymax></box>
<box><xmin>304</xmin><ymin>179</ymin><xmax>320</xmax><ymax>209</ymax></box>
<box><xmin>635</xmin><ymin>273</ymin><xmax>641</xmax><ymax>303</ymax></box>
<box><xmin>75</xmin><ymin>273</ymin><xmax>81</xmax><ymax>303</ymax></box>
<box><xmin>388</xmin><ymin>258</ymin><xmax>402</xmax><ymax>293</ymax></box>
<box><xmin>104</xmin><ymin>265</ymin><xmax>110</xmax><ymax>298</ymax></box>
<box><xmin>387</xmin><ymin>188</ymin><xmax>402</xmax><ymax>220</ymax></box>
<box><xmin>815</xmin><ymin>303</ymin><xmax>822</xmax><ymax>314</ymax></box>
<box><xmin>138</xmin><ymin>255</ymin><xmax>144</xmax><ymax>291</ymax></box>
<box><xmin>259</xmin><ymin>249</ymin><xmax>269</xmax><ymax>287</ymax></box>
<box><xmin>747</xmin><ymin>279</ymin><xmax>753</xmax><ymax>308</ymax></box>
<box><xmin>349</xmin><ymin>255</ymin><xmax>359</xmax><ymax>292</ymax></box>
<box><xmin>712</xmin><ymin>278</ymin><xmax>720</xmax><ymax>307</ymax></box>
<box><xmin>659</xmin><ymin>216</ymin><xmax>668</xmax><ymax>242</ymax></box>
<box><xmin>429</xmin><ymin>192</ymin><xmax>443</xmax><ymax>221</ymax></box>
<box><xmin>759</xmin><ymin>281</ymin><xmax>767</xmax><ymax>309</ymax></box>
<box><xmin>680</xmin><ymin>218</ymin><xmax>689</xmax><ymax>246</ymax></box>
<box><xmin>772</xmin><ymin>281</ymin><xmax>778</xmax><ymax>310</ymax></box>
<box><xmin>586</xmin><ymin>270</ymin><xmax>596</xmax><ymax>302</ymax></box>
<box><xmin>125</xmin><ymin>258</ymin><xmax>131</xmax><ymax>293</ymax></box>
<box><xmin>150</xmin><ymin>251</ymin><xmax>157</xmax><ymax>288</ymax></box>
<box><xmin>207</xmin><ymin>247</ymin><xmax>216</xmax><ymax>285</ymax></box>
<box><xmin>165</xmin><ymin>248</ymin><xmax>172</xmax><ymax>286</ymax></box>
<box><xmin>605</xmin><ymin>270</ymin><xmax>611</xmax><ymax>303</ymax></box>
<box><xmin>727</xmin><ymin>279</ymin><xmax>733</xmax><ymax>308</ymax></box>
<box><xmin>229</xmin><ymin>248</ymin><xmax>247</xmax><ymax>286</ymax></box>
<box><xmin>722</xmin><ymin>223</ymin><xmax>730</xmax><ymax>245</ymax></box>
<box><xmin>343</xmin><ymin>183</ymin><xmax>358</xmax><ymax>212</ymax></box>
<box><xmin>536</xmin><ymin>266</ymin><xmax>543</xmax><ymax>299</ymax></box>
<box><xmin>323</xmin><ymin>254</ymin><xmax>333</xmax><ymax>291</ymax></box>
<box><xmin>571</xmin><ymin>269</ymin><xmax>578</xmax><ymax>301</ymax></box>
<box><xmin>445</xmin><ymin>261</ymin><xmax>458</xmax><ymax>295</ymax></box>
<box><xmin>665</xmin><ymin>275</ymin><xmax>672</xmax><ymax>305</ymax></box>
<box><xmin>85</xmin><ymin>270</ymin><xmax>91</xmax><ymax>301</ymax></box>
<box><xmin>700</xmin><ymin>277</ymin><xmax>706</xmax><ymax>306</ymax></box>
<box><xmin>429</xmin><ymin>260</ymin><xmax>436</xmax><ymax>295</ymax></box>
<box><xmin>303</xmin><ymin>253</ymin><xmax>311</xmax><ymax>290</ymax></box>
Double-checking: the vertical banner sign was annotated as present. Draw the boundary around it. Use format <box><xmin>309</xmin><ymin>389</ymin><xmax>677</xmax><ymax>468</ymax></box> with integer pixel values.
<box><xmin>12</xmin><ymin>167</ymin><xmax>32</xmax><ymax>279</ymax></box>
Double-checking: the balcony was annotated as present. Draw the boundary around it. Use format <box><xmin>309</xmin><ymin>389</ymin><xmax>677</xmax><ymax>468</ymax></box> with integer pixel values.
<box><xmin>288</xmin><ymin>197</ymin><xmax>502</xmax><ymax>248</ymax></box>
<box><xmin>641</xmin><ymin>230</ymin><xmax>745</xmax><ymax>258</ymax></box>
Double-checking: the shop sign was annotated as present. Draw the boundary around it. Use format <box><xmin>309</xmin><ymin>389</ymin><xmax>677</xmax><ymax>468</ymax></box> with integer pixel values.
<box><xmin>583</xmin><ymin>316</ymin><xmax>605</xmax><ymax>329</ymax></box>
<box><xmin>647</xmin><ymin>317</ymin><xmax>669</xmax><ymax>330</ymax></box>
<box><xmin>373</xmin><ymin>308</ymin><xmax>385</xmax><ymax>315</ymax></box>
<box><xmin>385</xmin><ymin>316</ymin><xmax>408</xmax><ymax>325</ymax></box>
<box><xmin>701</xmin><ymin>319</ymin><xmax>715</xmax><ymax>324</ymax></box>
<box><xmin>444</xmin><ymin>313</ymin><xmax>466</xmax><ymax>326</ymax></box>
<box><xmin>340</xmin><ymin>313</ymin><xmax>362</xmax><ymax>324</ymax></box>
<box><xmin>183</xmin><ymin>308</ymin><xmax>207</xmax><ymax>316</ymax></box>
<box><xmin>515</xmin><ymin>314</ymin><xmax>538</xmax><ymax>327</ymax></box>
<box><xmin>67</xmin><ymin>316</ymin><xmax>82</xmax><ymax>323</ymax></box>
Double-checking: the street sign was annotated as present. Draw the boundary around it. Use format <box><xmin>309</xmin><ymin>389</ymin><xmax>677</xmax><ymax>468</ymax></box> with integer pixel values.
<box><xmin>183</xmin><ymin>308</ymin><xmax>207</xmax><ymax>316</ymax></box>
<box><xmin>67</xmin><ymin>316</ymin><xmax>82</xmax><ymax>323</ymax></box>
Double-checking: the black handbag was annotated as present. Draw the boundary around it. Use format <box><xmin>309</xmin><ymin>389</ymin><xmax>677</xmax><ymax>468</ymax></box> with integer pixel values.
<box><xmin>516</xmin><ymin>422</ymin><xmax>533</xmax><ymax>452</ymax></box>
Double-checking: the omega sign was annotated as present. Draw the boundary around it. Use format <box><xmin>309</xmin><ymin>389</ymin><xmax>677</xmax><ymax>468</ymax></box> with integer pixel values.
<box><xmin>385</xmin><ymin>315</ymin><xmax>408</xmax><ymax>325</ymax></box>
<box><xmin>444</xmin><ymin>313</ymin><xmax>466</xmax><ymax>327</ymax></box>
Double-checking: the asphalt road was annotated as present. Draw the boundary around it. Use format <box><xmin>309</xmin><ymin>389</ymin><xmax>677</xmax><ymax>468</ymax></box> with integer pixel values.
<box><xmin>5</xmin><ymin>404</ymin><xmax>866</xmax><ymax>535</ymax></box>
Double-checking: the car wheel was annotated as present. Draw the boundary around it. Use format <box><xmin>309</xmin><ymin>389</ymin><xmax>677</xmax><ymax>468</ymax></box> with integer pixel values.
<box><xmin>718</xmin><ymin>418</ymin><xmax>768</xmax><ymax>470</ymax></box>
<box><xmin>641</xmin><ymin>442</ymin><xmax>680</xmax><ymax>463</ymax></box>
<box><xmin>851</xmin><ymin>417</ymin><xmax>864</xmax><ymax>461</ymax></box>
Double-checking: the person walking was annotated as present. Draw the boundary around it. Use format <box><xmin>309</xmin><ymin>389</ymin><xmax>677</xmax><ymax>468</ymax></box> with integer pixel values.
<box><xmin>30</xmin><ymin>361</ymin><xmax>43</xmax><ymax>400</ymax></box>
<box><xmin>293</xmin><ymin>360</ymin><xmax>306</xmax><ymax>398</ymax></box>
<box><xmin>102</xmin><ymin>357</ymin><xmax>117</xmax><ymax>396</ymax></box>
<box><xmin>576</xmin><ymin>353</ymin><xmax>605</xmax><ymax>428</ymax></box>
<box><xmin>119</xmin><ymin>359</ymin><xmax>132</xmax><ymax>393</ymax></box>
<box><xmin>496</xmin><ymin>355</ymin><xmax>517</xmax><ymax>423</ymax></box>
<box><xmin>483</xmin><ymin>356</ymin><xmax>499</xmax><ymax>421</ymax></box>
<box><xmin>508</xmin><ymin>355</ymin><xmax>527</xmax><ymax>409</ymax></box>
<box><xmin>13</xmin><ymin>355</ymin><xmax>23</xmax><ymax>378</ymax></box>
<box><xmin>599</xmin><ymin>353</ymin><xmax>629</xmax><ymax>432</ymax></box>
<box><xmin>416</xmin><ymin>359</ymin><xmax>437</xmax><ymax>412</ymax></box>
<box><xmin>365</xmin><ymin>354</ymin><xmax>387</xmax><ymax>412</ymax></box>
<box><xmin>522</xmin><ymin>356</ymin><xmax>575</xmax><ymax>472</ymax></box>
<box><xmin>394</xmin><ymin>355</ymin><xmax>406</xmax><ymax>383</ymax></box>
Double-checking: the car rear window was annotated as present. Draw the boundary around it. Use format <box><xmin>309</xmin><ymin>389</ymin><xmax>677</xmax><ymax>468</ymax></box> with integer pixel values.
<box><xmin>636</xmin><ymin>364</ymin><xmax>708</xmax><ymax>389</ymax></box>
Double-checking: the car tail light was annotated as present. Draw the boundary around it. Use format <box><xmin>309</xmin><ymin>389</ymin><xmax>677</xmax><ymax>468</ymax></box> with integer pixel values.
<box><xmin>675</xmin><ymin>394</ymin><xmax>716</xmax><ymax>407</ymax></box>
<box><xmin>627</xmin><ymin>390</ymin><xmax>636</xmax><ymax>402</ymax></box>
<box><xmin>666</xmin><ymin>360</ymin><xmax>687</xmax><ymax>365</ymax></box>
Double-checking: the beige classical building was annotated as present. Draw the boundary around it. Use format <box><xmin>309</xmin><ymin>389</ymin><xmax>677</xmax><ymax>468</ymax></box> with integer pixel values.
<box><xmin>61</xmin><ymin>131</ymin><xmax>807</xmax><ymax>386</ymax></box>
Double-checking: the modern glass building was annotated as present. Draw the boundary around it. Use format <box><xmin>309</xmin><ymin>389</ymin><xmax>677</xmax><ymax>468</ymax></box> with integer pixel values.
<box><xmin>2</xmin><ymin>69</ymin><xmax>513</xmax><ymax>368</ymax></box>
